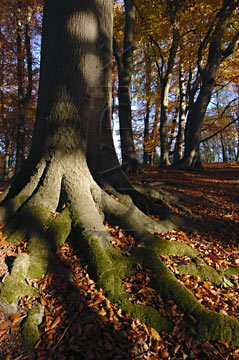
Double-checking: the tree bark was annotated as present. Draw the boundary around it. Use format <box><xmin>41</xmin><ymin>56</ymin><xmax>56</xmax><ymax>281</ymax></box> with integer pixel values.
<box><xmin>113</xmin><ymin>0</ymin><xmax>139</xmax><ymax>174</ymax></box>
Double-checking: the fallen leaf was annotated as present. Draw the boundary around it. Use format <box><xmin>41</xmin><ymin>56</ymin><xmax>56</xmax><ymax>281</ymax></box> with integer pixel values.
<box><xmin>150</xmin><ymin>327</ymin><xmax>162</xmax><ymax>341</ymax></box>
<box><xmin>98</xmin><ymin>308</ymin><xmax>107</xmax><ymax>316</ymax></box>
<box><xmin>10</xmin><ymin>313</ymin><xmax>21</xmax><ymax>323</ymax></box>
<box><xmin>50</xmin><ymin>316</ymin><xmax>61</xmax><ymax>329</ymax></box>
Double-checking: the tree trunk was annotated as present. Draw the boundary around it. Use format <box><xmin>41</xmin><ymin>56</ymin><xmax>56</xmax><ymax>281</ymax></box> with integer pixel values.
<box><xmin>160</xmin><ymin>78</ymin><xmax>172</xmax><ymax>166</ymax></box>
<box><xmin>0</xmin><ymin>0</ymin><xmax>239</xmax><ymax>354</ymax></box>
<box><xmin>174</xmin><ymin>64</ymin><xmax>186</xmax><ymax>163</ymax></box>
<box><xmin>143</xmin><ymin>49</ymin><xmax>152</xmax><ymax>164</ymax></box>
<box><xmin>15</xmin><ymin>1</ymin><xmax>33</xmax><ymax>175</ymax></box>
<box><xmin>143</xmin><ymin>100</ymin><xmax>151</xmax><ymax>164</ymax></box>
<box><xmin>3</xmin><ymin>141</ymin><xmax>11</xmax><ymax>180</ymax></box>
<box><xmin>149</xmin><ymin>78</ymin><xmax>161</xmax><ymax>165</ymax></box>
<box><xmin>113</xmin><ymin>0</ymin><xmax>139</xmax><ymax>174</ymax></box>
<box><xmin>182</xmin><ymin>80</ymin><xmax>214</xmax><ymax>170</ymax></box>
<box><xmin>237</xmin><ymin>92</ymin><xmax>239</xmax><ymax>161</ymax></box>
<box><xmin>180</xmin><ymin>0</ymin><xmax>239</xmax><ymax>170</ymax></box>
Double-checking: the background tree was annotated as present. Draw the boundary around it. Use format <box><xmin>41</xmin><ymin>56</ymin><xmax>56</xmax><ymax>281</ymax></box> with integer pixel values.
<box><xmin>180</xmin><ymin>0</ymin><xmax>239</xmax><ymax>169</ymax></box>
<box><xmin>0</xmin><ymin>0</ymin><xmax>42</xmax><ymax>178</ymax></box>
<box><xmin>15</xmin><ymin>0</ymin><xmax>33</xmax><ymax>174</ymax></box>
<box><xmin>113</xmin><ymin>0</ymin><xmax>140</xmax><ymax>174</ymax></box>
<box><xmin>135</xmin><ymin>0</ymin><xmax>180</xmax><ymax>167</ymax></box>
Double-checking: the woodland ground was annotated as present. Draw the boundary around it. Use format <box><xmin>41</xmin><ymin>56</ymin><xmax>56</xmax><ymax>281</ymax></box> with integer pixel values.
<box><xmin>0</xmin><ymin>162</ymin><xmax>239</xmax><ymax>360</ymax></box>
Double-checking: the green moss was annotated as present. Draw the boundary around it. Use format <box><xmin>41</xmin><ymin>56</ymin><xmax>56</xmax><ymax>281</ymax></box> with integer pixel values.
<box><xmin>178</xmin><ymin>259</ymin><xmax>223</xmax><ymax>285</ymax></box>
<box><xmin>22</xmin><ymin>305</ymin><xmax>44</xmax><ymax>354</ymax></box>
<box><xmin>0</xmin><ymin>253</ymin><xmax>38</xmax><ymax>306</ymax></box>
<box><xmin>27</xmin><ymin>231</ymin><xmax>52</xmax><ymax>279</ymax></box>
<box><xmin>7</xmin><ymin>226</ymin><xmax>29</xmax><ymax>243</ymax></box>
<box><xmin>2</xmin><ymin>203</ymin><xmax>52</xmax><ymax>244</ymax></box>
<box><xmin>68</xmin><ymin>206</ymin><xmax>239</xmax><ymax>345</ymax></box>
<box><xmin>133</xmin><ymin>247</ymin><xmax>203</xmax><ymax>313</ymax></box>
<box><xmin>131</xmin><ymin>246</ymin><xmax>239</xmax><ymax>345</ymax></box>
<box><xmin>225</xmin><ymin>266</ymin><xmax>239</xmax><ymax>277</ymax></box>
<box><xmin>196</xmin><ymin>309</ymin><xmax>239</xmax><ymax>345</ymax></box>
<box><xmin>46</xmin><ymin>207</ymin><xmax>72</xmax><ymax>249</ymax></box>
<box><xmin>70</xmin><ymin>209</ymin><xmax>172</xmax><ymax>333</ymax></box>
<box><xmin>147</xmin><ymin>236</ymin><xmax>198</xmax><ymax>257</ymax></box>
<box><xmin>1</xmin><ymin>214</ymin><xmax>23</xmax><ymax>241</ymax></box>
<box><xmin>127</xmin><ymin>302</ymin><xmax>172</xmax><ymax>332</ymax></box>
<box><xmin>28</xmin><ymin>257</ymin><xmax>49</xmax><ymax>279</ymax></box>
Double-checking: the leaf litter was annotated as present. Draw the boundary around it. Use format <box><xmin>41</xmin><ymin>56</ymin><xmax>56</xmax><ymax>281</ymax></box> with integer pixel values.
<box><xmin>0</xmin><ymin>162</ymin><xmax>239</xmax><ymax>358</ymax></box>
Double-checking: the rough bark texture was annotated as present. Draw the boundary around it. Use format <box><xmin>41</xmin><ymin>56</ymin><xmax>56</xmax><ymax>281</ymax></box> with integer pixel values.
<box><xmin>0</xmin><ymin>0</ymin><xmax>239</xmax><ymax>355</ymax></box>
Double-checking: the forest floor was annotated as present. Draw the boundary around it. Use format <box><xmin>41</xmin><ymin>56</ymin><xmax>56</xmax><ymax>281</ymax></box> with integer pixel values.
<box><xmin>0</xmin><ymin>162</ymin><xmax>239</xmax><ymax>359</ymax></box>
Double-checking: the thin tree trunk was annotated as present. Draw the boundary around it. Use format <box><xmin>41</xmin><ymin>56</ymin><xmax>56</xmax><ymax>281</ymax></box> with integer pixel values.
<box><xmin>143</xmin><ymin>100</ymin><xmax>150</xmax><ymax>164</ymax></box>
<box><xmin>113</xmin><ymin>0</ymin><xmax>139</xmax><ymax>174</ymax></box>
<box><xmin>237</xmin><ymin>90</ymin><xmax>239</xmax><ymax>161</ymax></box>
<box><xmin>150</xmin><ymin>78</ymin><xmax>161</xmax><ymax>164</ymax></box>
<box><xmin>160</xmin><ymin>78</ymin><xmax>172</xmax><ymax>166</ymax></box>
<box><xmin>143</xmin><ymin>49</ymin><xmax>152</xmax><ymax>164</ymax></box>
<box><xmin>15</xmin><ymin>1</ymin><xmax>33</xmax><ymax>174</ymax></box>
<box><xmin>174</xmin><ymin>64</ymin><xmax>186</xmax><ymax>162</ymax></box>
<box><xmin>158</xmin><ymin>4</ymin><xmax>180</xmax><ymax>167</ymax></box>
<box><xmin>220</xmin><ymin>132</ymin><xmax>227</xmax><ymax>162</ymax></box>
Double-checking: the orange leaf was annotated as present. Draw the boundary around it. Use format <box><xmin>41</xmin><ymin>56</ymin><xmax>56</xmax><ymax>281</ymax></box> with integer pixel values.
<box><xmin>35</xmin><ymin>338</ymin><xmax>42</xmax><ymax>349</ymax></box>
<box><xmin>10</xmin><ymin>313</ymin><xmax>21</xmax><ymax>323</ymax></box>
<box><xmin>202</xmin><ymin>282</ymin><xmax>211</xmax><ymax>290</ymax></box>
<box><xmin>44</xmin><ymin>308</ymin><xmax>51</xmax><ymax>316</ymax></box>
<box><xmin>6</xmin><ymin>251</ymin><xmax>16</xmax><ymax>257</ymax></box>
<box><xmin>50</xmin><ymin>316</ymin><xmax>61</xmax><ymax>329</ymax></box>
<box><xmin>40</xmin><ymin>297</ymin><xmax>48</xmax><ymax>306</ymax></box>
<box><xmin>0</xmin><ymin>237</ymin><xmax>8</xmax><ymax>244</ymax></box>
<box><xmin>105</xmin><ymin>298</ymin><xmax>111</xmax><ymax>310</ymax></box>
<box><xmin>0</xmin><ymin>322</ymin><xmax>10</xmax><ymax>330</ymax></box>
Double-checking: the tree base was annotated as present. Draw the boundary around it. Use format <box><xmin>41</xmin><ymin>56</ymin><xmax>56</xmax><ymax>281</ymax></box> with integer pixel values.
<box><xmin>0</xmin><ymin>154</ymin><xmax>239</xmax><ymax>354</ymax></box>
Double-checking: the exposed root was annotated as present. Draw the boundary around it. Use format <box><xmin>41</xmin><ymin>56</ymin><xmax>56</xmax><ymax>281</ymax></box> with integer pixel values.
<box><xmin>0</xmin><ymin>162</ymin><xmax>239</xmax><ymax>354</ymax></box>
<box><xmin>0</xmin><ymin>159</ymin><xmax>47</xmax><ymax>223</ymax></box>
<box><xmin>132</xmin><ymin>182</ymin><xmax>202</xmax><ymax>220</ymax></box>
<box><xmin>69</xmin><ymin>210</ymin><xmax>173</xmax><ymax>333</ymax></box>
<box><xmin>131</xmin><ymin>246</ymin><xmax>239</xmax><ymax>345</ymax></box>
